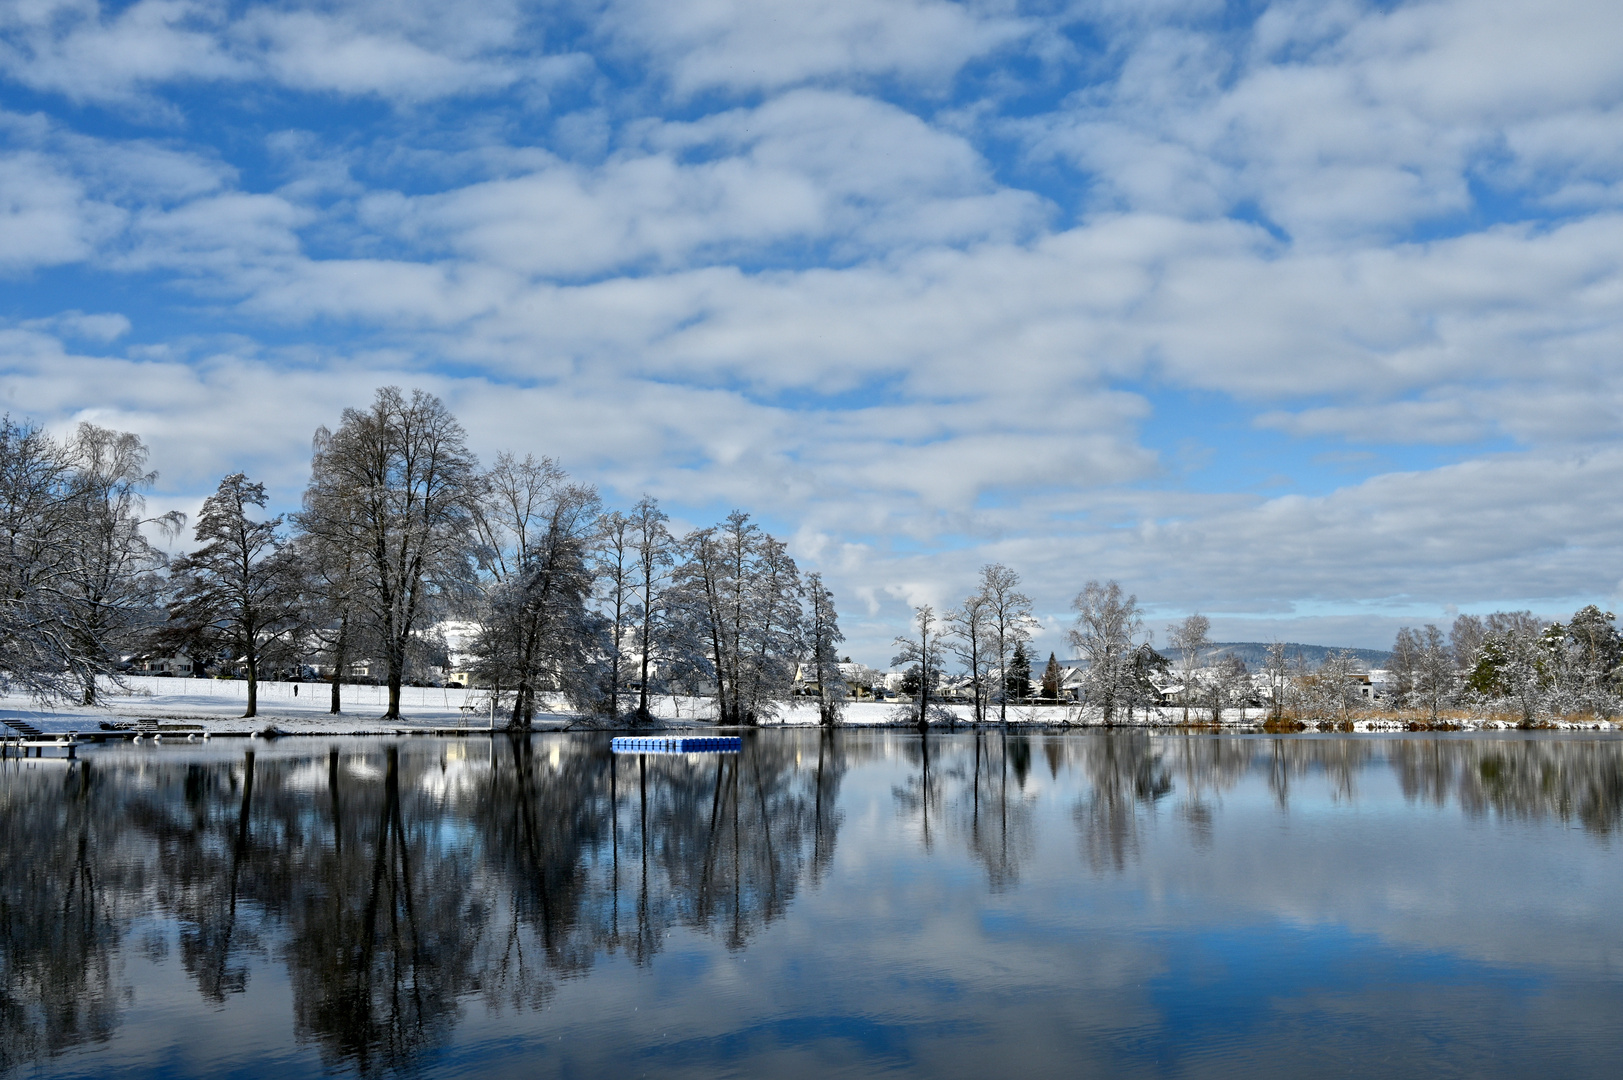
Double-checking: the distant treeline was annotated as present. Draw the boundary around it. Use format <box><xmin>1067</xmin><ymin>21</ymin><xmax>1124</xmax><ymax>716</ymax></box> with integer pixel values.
<box><xmin>1168</xmin><ymin>642</ymin><xmax>1393</xmax><ymax>668</ymax></box>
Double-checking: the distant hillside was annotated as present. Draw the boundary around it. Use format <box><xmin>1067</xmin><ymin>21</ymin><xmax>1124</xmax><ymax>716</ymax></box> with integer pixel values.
<box><xmin>1165</xmin><ymin>642</ymin><xmax>1392</xmax><ymax>669</ymax></box>
<box><xmin>1051</xmin><ymin>641</ymin><xmax>1392</xmax><ymax>671</ymax></box>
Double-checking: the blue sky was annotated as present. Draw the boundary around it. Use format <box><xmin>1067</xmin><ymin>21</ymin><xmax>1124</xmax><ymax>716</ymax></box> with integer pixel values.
<box><xmin>3</xmin><ymin>0</ymin><xmax>1622</xmax><ymax>665</ymax></box>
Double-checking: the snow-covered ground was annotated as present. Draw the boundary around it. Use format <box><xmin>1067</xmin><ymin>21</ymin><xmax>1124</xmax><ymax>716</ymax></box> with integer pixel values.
<box><xmin>1</xmin><ymin>676</ymin><xmax>500</xmax><ymax>735</ymax></box>
<box><xmin>2</xmin><ymin>678</ymin><xmax>1617</xmax><ymax>737</ymax></box>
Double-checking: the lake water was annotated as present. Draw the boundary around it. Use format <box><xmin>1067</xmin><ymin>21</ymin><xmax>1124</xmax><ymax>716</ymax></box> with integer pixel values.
<box><xmin>2</xmin><ymin>730</ymin><xmax>1620</xmax><ymax>1078</ymax></box>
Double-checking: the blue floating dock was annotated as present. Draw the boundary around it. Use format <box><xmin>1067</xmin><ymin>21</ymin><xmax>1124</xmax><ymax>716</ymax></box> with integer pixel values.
<box><xmin>611</xmin><ymin>736</ymin><xmax>742</xmax><ymax>755</ymax></box>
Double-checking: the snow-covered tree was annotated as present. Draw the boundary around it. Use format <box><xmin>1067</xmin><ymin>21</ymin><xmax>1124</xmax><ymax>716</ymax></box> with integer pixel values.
<box><xmin>1206</xmin><ymin>654</ymin><xmax>1250</xmax><ymax>723</ymax></box>
<box><xmin>1303</xmin><ymin>649</ymin><xmax>1363</xmax><ymax>724</ymax></box>
<box><xmin>805</xmin><ymin>572</ymin><xmax>846</xmax><ymax>727</ymax></box>
<box><xmin>594</xmin><ymin>509</ymin><xmax>638</xmax><ymax>719</ymax></box>
<box><xmin>58</xmin><ymin>423</ymin><xmax>185</xmax><ymax>704</ymax></box>
<box><xmin>0</xmin><ymin>419</ymin><xmax>98</xmax><ymax>702</ymax></box>
<box><xmin>1068</xmin><ymin>580</ymin><xmax>1146</xmax><ymax>723</ymax></box>
<box><xmin>1449</xmin><ymin>614</ymin><xmax>1486</xmax><ymax>675</ymax></box>
<box><xmin>1166</xmin><ymin>613</ymin><xmax>1211</xmax><ymax>721</ymax></box>
<box><xmin>979</xmin><ymin>564</ymin><xmax>1036</xmax><ymax>723</ymax></box>
<box><xmin>1463</xmin><ymin>612</ymin><xmax>1546</xmax><ymax>720</ymax></box>
<box><xmin>677</xmin><ymin>511</ymin><xmax>804</xmax><ymax>725</ymax></box>
<box><xmin>629</xmin><ymin>497</ymin><xmax>678</xmax><ymax>723</ymax></box>
<box><xmin>1553</xmin><ymin>605</ymin><xmax>1622</xmax><ymax>717</ymax></box>
<box><xmin>1262</xmin><ymin>641</ymin><xmax>1293</xmax><ymax>721</ymax></box>
<box><xmin>302</xmin><ymin>387</ymin><xmax>479</xmax><ymax>719</ymax></box>
<box><xmin>470</xmin><ymin>453</ymin><xmax>602</xmax><ymax>727</ymax></box>
<box><xmin>1390</xmin><ymin>624</ymin><xmax>1454</xmax><ymax>721</ymax></box>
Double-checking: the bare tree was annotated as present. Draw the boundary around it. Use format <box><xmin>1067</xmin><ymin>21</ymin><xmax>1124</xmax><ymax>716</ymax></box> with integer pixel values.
<box><xmin>59</xmin><ymin>423</ymin><xmax>185</xmax><ymax>704</ymax></box>
<box><xmin>1166</xmin><ymin>613</ymin><xmax>1211</xmax><ymax>722</ymax></box>
<box><xmin>163</xmin><ymin>474</ymin><xmax>304</xmax><ymax>718</ymax></box>
<box><xmin>1306</xmin><ymin>649</ymin><xmax>1363</xmax><ymax>725</ymax></box>
<box><xmin>1206</xmin><ymin>654</ymin><xmax>1250</xmax><ymax>723</ymax></box>
<box><xmin>1449</xmin><ymin>614</ymin><xmax>1486</xmax><ymax>675</ymax></box>
<box><xmin>293</xmin><ymin>460</ymin><xmax>375</xmax><ymax>714</ymax></box>
<box><xmin>678</xmin><ymin>512</ymin><xmax>804</xmax><ymax>725</ymax></box>
<box><xmin>945</xmin><ymin>590</ymin><xmax>993</xmax><ymax>724</ymax></box>
<box><xmin>1410</xmin><ymin>624</ymin><xmax>1455</xmax><ymax>722</ymax></box>
<box><xmin>470</xmin><ymin>453</ymin><xmax>602</xmax><ymax>728</ymax></box>
<box><xmin>304</xmin><ymin>387</ymin><xmax>479</xmax><ymax>719</ymax></box>
<box><xmin>1068</xmin><ymin>580</ymin><xmax>1146</xmax><ymax>724</ymax></box>
<box><xmin>629</xmin><ymin>498</ymin><xmax>676</xmax><ymax>723</ymax></box>
<box><xmin>1262</xmin><ymin>641</ymin><xmax>1291</xmax><ymax>721</ymax></box>
<box><xmin>979</xmin><ymin>564</ymin><xmax>1035</xmax><ymax>724</ymax></box>
<box><xmin>594</xmin><ymin>510</ymin><xmax>637</xmax><ymax>720</ymax></box>
<box><xmin>891</xmin><ymin>604</ymin><xmax>945</xmax><ymax>733</ymax></box>
<box><xmin>0</xmin><ymin>418</ymin><xmax>84</xmax><ymax>701</ymax></box>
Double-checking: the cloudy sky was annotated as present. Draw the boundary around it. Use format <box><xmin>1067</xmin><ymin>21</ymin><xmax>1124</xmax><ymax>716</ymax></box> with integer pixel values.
<box><xmin>3</xmin><ymin>0</ymin><xmax>1622</xmax><ymax>665</ymax></box>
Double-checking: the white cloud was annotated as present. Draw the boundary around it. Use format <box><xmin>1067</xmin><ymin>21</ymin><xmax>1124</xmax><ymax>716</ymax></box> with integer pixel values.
<box><xmin>0</xmin><ymin>0</ymin><xmax>542</xmax><ymax>104</ymax></box>
<box><xmin>1026</xmin><ymin>0</ymin><xmax>1623</xmax><ymax>242</ymax></box>
<box><xmin>236</xmin><ymin>4</ymin><xmax>521</xmax><ymax>101</ymax></box>
<box><xmin>0</xmin><ymin>0</ymin><xmax>243</xmax><ymax>104</ymax></box>
<box><xmin>598</xmin><ymin>0</ymin><xmax>1031</xmax><ymax>95</ymax></box>
<box><xmin>360</xmin><ymin>91</ymin><xmax>1047</xmax><ymax>280</ymax></box>
<box><xmin>0</xmin><ymin>149</ymin><xmax>123</xmax><ymax>270</ymax></box>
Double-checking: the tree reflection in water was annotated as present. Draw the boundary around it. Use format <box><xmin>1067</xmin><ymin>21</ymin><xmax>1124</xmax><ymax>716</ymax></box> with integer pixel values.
<box><xmin>0</xmin><ymin>761</ymin><xmax>123</xmax><ymax>1073</ymax></box>
<box><xmin>1</xmin><ymin>731</ymin><xmax>1620</xmax><ymax>1073</ymax></box>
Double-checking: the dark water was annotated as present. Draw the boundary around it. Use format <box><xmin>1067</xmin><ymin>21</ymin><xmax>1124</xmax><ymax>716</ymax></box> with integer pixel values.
<box><xmin>2</xmin><ymin>730</ymin><xmax>1621</xmax><ymax>1079</ymax></box>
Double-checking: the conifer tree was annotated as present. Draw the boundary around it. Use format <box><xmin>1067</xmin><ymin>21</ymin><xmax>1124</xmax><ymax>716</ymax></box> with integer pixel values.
<box><xmin>1005</xmin><ymin>640</ymin><xmax>1031</xmax><ymax>703</ymax></box>
<box><xmin>165</xmin><ymin>473</ymin><xmax>302</xmax><ymax>717</ymax></box>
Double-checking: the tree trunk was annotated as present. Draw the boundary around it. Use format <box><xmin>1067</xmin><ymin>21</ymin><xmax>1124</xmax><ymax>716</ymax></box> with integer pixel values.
<box><xmin>329</xmin><ymin>613</ymin><xmax>348</xmax><ymax>714</ymax></box>
<box><xmin>244</xmin><ymin>655</ymin><xmax>258</xmax><ymax>718</ymax></box>
<box><xmin>382</xmin><ymin>625</ymin><xmax>406</xmax><ymax>718</ymax></box>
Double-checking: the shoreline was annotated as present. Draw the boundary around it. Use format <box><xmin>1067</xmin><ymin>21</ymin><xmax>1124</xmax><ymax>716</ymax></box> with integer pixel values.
<box><xmin>2</xmin><ymin>675</ymin><xmax>1618</xmax><ymax>740</ymax></box>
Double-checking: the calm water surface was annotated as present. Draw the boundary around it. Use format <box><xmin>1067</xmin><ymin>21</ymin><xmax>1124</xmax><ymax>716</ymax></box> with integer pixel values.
<box><xmin>2</xmin><ymin>730</ymin><xmax>1621</xmax><ymax>1078</ymax></box>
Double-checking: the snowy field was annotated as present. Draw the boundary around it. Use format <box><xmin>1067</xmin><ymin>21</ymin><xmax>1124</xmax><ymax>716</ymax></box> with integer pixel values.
<box><xmin>2</xmin><ymin>678</ymin><xmax>1616</xmax><ymax>737</ymax></box>
<box><xmin>0</xmin><ymin>678</ymin><xmax>1124</xmax><ymax>736</ymax></box>
<box><xmin>0</xmin><ymin>676</ymin><xmax>496</xmax><ymax>735</ymax></box>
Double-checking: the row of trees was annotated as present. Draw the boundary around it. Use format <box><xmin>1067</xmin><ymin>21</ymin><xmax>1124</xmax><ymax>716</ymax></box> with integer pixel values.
<box><xmin>0</xmin><ymin>388</ymin><xmax>847</xmax><ymax>727</ymax></box>
<box><xmin>892</xmin><ymin>571</ymin><xmax>1623</xmax><ymax>726</ymax></box>
<box><xmin>8</xmin><ymin>390</ymin><xmax>1618</xmax><ymax>728</ymax></box>
<box><xmin>1386</xmin><ymin>608</ymin><xmax>1623</xmax><ymax>721</ymax></box>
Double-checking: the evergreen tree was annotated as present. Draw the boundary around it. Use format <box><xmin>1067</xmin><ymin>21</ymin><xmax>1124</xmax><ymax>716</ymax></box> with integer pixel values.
<box><xmin>165</xmin><ymin>473</ymin><xmax>303</xmax><ymax>718</ymax></box>
<box><xmin>1041</xmin><ymin>652</ymin><xmax>1062</xmax><ymax>700</ymax></box>
<box><xmin>1005</xmin><ymin>640</ymin><xmax>1031</xmax><ymax>703</ymax></box>
<box><xmin>805</xmin><ymin>572</ymin><xmax>847</xmax><ymax>727</ymax></box>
